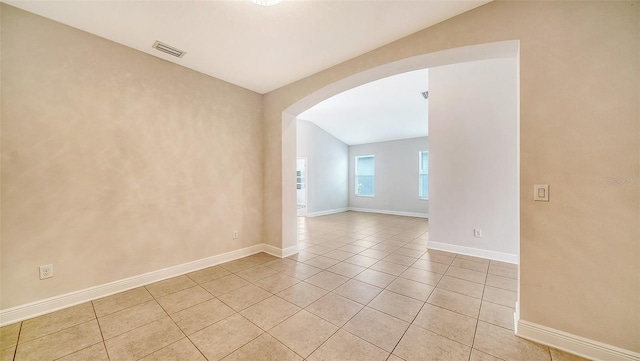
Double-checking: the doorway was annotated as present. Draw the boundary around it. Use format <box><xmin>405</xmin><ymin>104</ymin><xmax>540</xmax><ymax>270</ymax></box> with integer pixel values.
<box><xmin>296</xmin><ymin>158</ymin><xmax>307</xmax><ymax>217</ymax></box>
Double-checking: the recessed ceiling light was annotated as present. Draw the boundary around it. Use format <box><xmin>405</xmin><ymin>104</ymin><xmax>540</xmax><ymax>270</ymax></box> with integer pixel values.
<box><xmin>250</xmin><ymin>0</ymin><xmax>282</xmax><ymax>6</ymax></box>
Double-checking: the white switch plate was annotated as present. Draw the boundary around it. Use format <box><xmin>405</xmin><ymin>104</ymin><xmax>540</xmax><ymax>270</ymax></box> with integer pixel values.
<box><xmin>534</xmin><ymin>184</ymin><xmax>549</xmax><ymax>201</ymax></box>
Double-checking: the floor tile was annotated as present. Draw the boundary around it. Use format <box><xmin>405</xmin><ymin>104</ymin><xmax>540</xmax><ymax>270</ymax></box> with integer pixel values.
<box><xmin>369</xmin><ymin>260</ymin><xmax>408</xmax><ymax>276</ymax></box>
<box><xmin>428</xmin><ymin>288</ymin><xmax>481</xmax><ymax>318</ymax></box>
<box><xmin>307</xmin><ymin>329</ymin><xmax>388</xmax><ymax>361</ymax></box>
<box><xmin>218</xmin><ymin>284</ymin><xmax>272</xmax><ymax>311</ymax></box>
<box><xmin>413</xmin><ymin>303</ymin><xmax>477</xmax><ymax>346</ymax></box>
<box><xmin>93</xmin><ymin>287</ymin><xmax>153</xmax><ymax>317</ymax></box>
<box><xmin>445</xmin><ymin>266</ymin><xmax>487</xmax><ymax>285</ymax></box>
<box><xmin>304</xmin><ymin>256</ymin><xmax>340</xmax><ymax>269</ymax></box>
<box><xmin>240</xmin><ymin>296</ymin><xmax>300</xmax><ymax>330</ymax></box>
<box><xmin>186</xmin><ymin>266</ymin><xmax>231</xmax><ymax>284</ymax></box>
<box><xmin>383</xmin><ymin>254</ymin><xmax>417</xmax><ymax>266</ymax></box>
<box><xmin>400</xmin><ymin>267</ymin><xmax>442</xmax><ymax>286</ymax></box>
<box><xmin>156</xmin><ymin>286</ymin><xmax>213</xmax><ymax>314</ymax></box>
<box><xmin>358</xmin><ymin>249</ymin><xmax>390</xmax><ymax>260</ymax></box>
<box><xmin>189</xmin><ymin>314</ymin><xmax>263</xmax><ymax>361</ymax></box>
<box><xmin>104</xmin><ymin>317</ymin><xmax>184</xmax><ymax>360</ymax></box>
<box><xmin>263</xmin><ymin>258</ymin><xmax>298</xmax><ymax>272</ymax></box>
<box><xmin>280</xmin><ymin>263</ymin><xmax>322</xmax><ymax>280</ymax></box>
<box><xmin>410</xmin><ymin>259</ymin><xmax>449</xmax><ymax>274</ymax></box>
<box><xmin>146</xmin><ymin>275</ymin><xmax>197</xmax><ymax>298</ymax></box>
<box><xmin>333</xmin><ymin>279</ymin><xmax>383</xmax><ymax>305</ymax></box>
<box><xmin>221</xmin><ymin>334</ymin><xmax>302</xmax><ymax>361</ymax></box>
<box><xmin>420</xmin><ymin>252</ymin><xmax>455</xmax><ymax>265</ymax></box>
<box><xmin>18</xmin><ymin>302</ymin><xmax>95</xmax><ymax>343</ymax></box>
<box><xmin>306</xmin><ymin>293</ymin><xmax>363</xmax><ymax>327</ymax></box>
<box><xmin>235</xmin><ymin>265</ymin><xmax>278</xmax><ymax>282</ymax></box>
<box><xmin>385</xmin><ymin>277</ymin><xmax>434</xmax><ymax>302</ymax></box>
<box><xmin>394</xmin><ymin>324</ymin><xmax>471</xmax><ymax>361</ymax></box>
<box><xmin>200</xmin><ymin>274</ymin><xmax>250</xmax><ymax>297</ymax></box>
<box><xmin>277</xmin><ymin>282</ymin><xmax>328</xmax><ymax>308</ymax></box>
<box><xmin>452</xmin><ymin>258</ymin><xmax>490</xmax><ymax>272</ymax></box>
<box><xmin>243</xmin><ymin>252</ymin><xmax>280</xmax><ymax>265</ymax></box>
<box><xmin>479</xmin><ymin>301</ymin><xmax>515</xmax><ymax>331</ymax></box>
<box><xmin>305</xmin><ymin>271</ymin><xmax>349</xmax><ymax>291</ymax></box>
<box><xmin>488</xmin><ymin>264</ymin><xmax>518</xmax><ymax>279</ymax></box>
<box><xmin>139</xmin><ymin>338</ymin><xmax>206</xmax><ymax>361</ymax></box>
<box><xmin>485</xmin><ymin>273</ymin><xmax>517</xmax><ymax>292</ymax></box>
<box><xmin>171</xmin><ymin>298</ymin><xmax>236</xmax><ymax>335</ymax></box>
<box><xmin>16</xmin><ymin>320</ymin><xmax>102</xmax><ymax>361</ymax></box>
<box><xmin>343</xmin><ymin>307</ymin><xmax>409</xmax><ymax>352</ymax></box>
<box><xmin>338</xmin><ymin>244</ymin><xmax>368</xmax><ymax>254</ymax></box>
<box><xmin>327</xmin><ymin>262</ymin><xmax>366</xmax><ymax>278</ymax></box>
<box><xmin>368</xmin><ymin>290</ymin><xmax>423</xmax><ymax>322</ymax></box>
<box><xmin>253</xmin><ymin>273</ymin><xmax>300</xmax><ymax>293</ymax></box>
<box><xmin>343</xmin><ymin>255</ymin><xmax>379</xmax><ymax>268</ymax></box>
<box><xmin>470</xmin><ymin>349</ymin><xmax>505</xmax><ymax>361</ymax></box>
<box><xmin>482</xmin><ymin>286</ymin><xmax>516</xmax><ymax>307</ymax></box>
<box><xmin>269</xmin><ymin>310</ymin><xmax>338</xmax><ymax>358</ymax></box>
<box><xmin>0</xmin><ymin>322</ymin><xmax>21</xmax><ymax>351</ymax></box>
<box><xmin>393</xmin><ymin>247</ymin><xmax>425</xmax><ymax>258</ymax></box>
<box><xmin>324</xmin><ymin>250</ymin><xmax>355</xmax><ymax>261</ymax></box>
<box><xmin>0</xmin><ymin>347</ymin><xmax>15</xmax><ymax>361</ymax></box>
<box><xmin>474</xmin><ymin>321</ymin><xmax>551</xmax><ymax>361</ymax></box>
<box><xmin>219</xmin><ymin>258</ymin><xmax>260</xmax><ymax>273</ymax></box>
<box><xmin>354</xmin><ymin>269</ymin><xmax>397</xmax><ymax>288</ymax></box>
<box><xmin>305</xmin><ymin>245</ymin><xmax>335</xmax><ymax>255</ymax></box>
<box><xmin>98</xmin><ymin>299</ymin><xmax>166</xmax><ymax>340</ymax></box>
<box><xmin>437</xmin><ymin>275</ymin><xmax>485</xmax><ymax>299</ymax></box>
<box><xmin>56</xmin><ymin>343</ymin><xmax>109</xmax><ymax>361</ymax></box>
<box><xmin>287</xmin><ymin>251</ymin><xmax>318</xmax><ymax>262</ymax></box>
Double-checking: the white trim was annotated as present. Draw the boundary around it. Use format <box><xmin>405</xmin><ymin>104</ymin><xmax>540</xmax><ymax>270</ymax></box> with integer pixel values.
<box><xmin>348</xmin><ymin>207</ymin><xmax>428</xmax><ymax>219</ymax></box>
<box><xmin>306</xmin><ymin>208</ymin><xmax>348</xmax><ymax>217</ymax></box>
<box><xmin>427</xmin><ymin>241</ymin><xmax>518</xmax><ymax>264</ymax></box>
<box><xmin>516</xmin><ymin>319</ymin><xmax>640</xmax><ymax>361</ymax></box>
<box><xmin>0</xmin><ymin>243</ymin><xmax>289</xmax><ymax>326</ymax></box>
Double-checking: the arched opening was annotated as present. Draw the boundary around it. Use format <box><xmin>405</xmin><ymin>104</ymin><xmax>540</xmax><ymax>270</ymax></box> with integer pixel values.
<box><xmin>280</xmin><ymin>40</ymin><xmax>519</xmax><ymax>263</ymax></box>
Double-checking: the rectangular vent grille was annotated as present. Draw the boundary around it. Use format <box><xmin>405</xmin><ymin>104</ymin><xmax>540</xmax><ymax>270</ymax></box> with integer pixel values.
<box><xmin>421</xmin><ymin>91</ymin><xmax>429</xmax><ymax>100</ymax></box>
<box><xmin>152</xmin><ymin>41</ymin><xmax>186</xmax><ymax>58</ymax></box>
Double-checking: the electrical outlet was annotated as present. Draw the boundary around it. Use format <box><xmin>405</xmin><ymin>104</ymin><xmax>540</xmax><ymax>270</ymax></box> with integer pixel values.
<box><xmin>233</xmin><ymin>230</ymin><xmax>239</xmax><ymax>239</ymax></box>
<box><xmin>39</xmin><ymin>264</ymin><xmax>53</xmax><ymax>280</ymax></box>
<box><xmin>474</xmin><ymin>229</ymin><xmax>483</xmax><ymax>238</ymax></box>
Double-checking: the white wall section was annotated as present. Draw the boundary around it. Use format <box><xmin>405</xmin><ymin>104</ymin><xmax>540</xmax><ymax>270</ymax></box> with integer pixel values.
<box><xmin>428</xmin><ymin>57</ymin><xmax>518</xmax><ymax>260</ymax></box>
<box><xmin>296</xmin><ymin>120</ymin><xmax>349</xmax><ymax>216</ymax></box>
<box><xmin>349</xmin><ymin>137</ymin><xmax>429</xmax><ymax>216</ymax></box>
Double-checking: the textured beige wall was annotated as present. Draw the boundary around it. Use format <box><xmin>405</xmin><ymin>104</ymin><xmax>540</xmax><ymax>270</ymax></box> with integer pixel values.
<box><xmin>1</xmin><ymin>5</ymin><xmax>263</xmax><ymax>309</ymax></box>
<box><xmin>263</xmin><ymin>1</ymin><xmax>639</xmax><ymax>352</ymax></box>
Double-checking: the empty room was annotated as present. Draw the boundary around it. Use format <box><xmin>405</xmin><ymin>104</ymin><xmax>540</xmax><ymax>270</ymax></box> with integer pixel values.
<box><xmin>1</xmin><ymin>1</ymin><xmax>638</xmax><ymax>361</ymax></box>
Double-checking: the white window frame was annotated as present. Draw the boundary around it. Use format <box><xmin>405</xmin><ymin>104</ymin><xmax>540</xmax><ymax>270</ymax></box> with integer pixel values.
<box><xmin>419</xmin><ymin>150</ymin><xmax>428</xmax><ymax>200</ymax></box>
<box><xmin>355</xmin><ymin>155</ymin><xmax>375</xmax><ymax>197</ymax></box>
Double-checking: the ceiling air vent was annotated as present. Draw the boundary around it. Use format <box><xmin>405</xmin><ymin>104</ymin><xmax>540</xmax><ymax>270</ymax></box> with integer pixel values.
<box><xmin>152</xmin><ymin>40</ymin><xmax>186</xmax><ymax>58</ymax></box>
<box><xmin>421</xmin><ymin>91</ymin><xmax>429</xmax><ymax>100</ymax></box>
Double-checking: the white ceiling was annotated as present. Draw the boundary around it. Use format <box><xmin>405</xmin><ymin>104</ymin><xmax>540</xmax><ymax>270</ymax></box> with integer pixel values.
<box><xmin>298</xmin><ymin>69</ymin><xmax>429</xmax><ymax>145</ymax></box>
<box><xmin>6</xmin><ymin>0</ymin><xmax>489</xmax><ymax>94</ymax></box>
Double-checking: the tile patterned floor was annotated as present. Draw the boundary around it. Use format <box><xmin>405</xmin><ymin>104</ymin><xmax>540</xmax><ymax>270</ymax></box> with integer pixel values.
<box><xmin>0</xmin><ymin>212</ymin><xmax>590</xmax><ymax>361</ymax></box>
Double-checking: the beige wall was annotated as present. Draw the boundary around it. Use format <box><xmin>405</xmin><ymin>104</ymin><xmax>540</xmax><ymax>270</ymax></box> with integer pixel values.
<box><xmin>0</xmin><ymin>5</ymin><xmax>263</xmax><ymax>309</ymax></box>
<box><xmin>263</xmin><ymin>1</ymin><xmax>639</xmax><ymax>352</ymax></box>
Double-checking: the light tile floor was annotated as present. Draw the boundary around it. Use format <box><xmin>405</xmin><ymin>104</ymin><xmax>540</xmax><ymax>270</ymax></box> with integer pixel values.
<box><xmin>0</xmin><ymin>212</ymin><xmax>590</xmax><ymax>361</ymax></box>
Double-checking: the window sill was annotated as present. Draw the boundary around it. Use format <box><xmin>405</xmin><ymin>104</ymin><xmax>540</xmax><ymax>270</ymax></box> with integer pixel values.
<box><xmin>355</xmin><ymin>194</ymin><xmax>375</xmax><ymax>198</ymax></box>
<box><xmin>419</xmin><ymin>197</ymin><xmax>429</xmax><ymax>201</ymax></box>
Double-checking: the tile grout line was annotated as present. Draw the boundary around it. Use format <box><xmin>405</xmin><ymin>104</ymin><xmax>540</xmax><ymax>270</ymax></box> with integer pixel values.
<box><xmin>90</xmin><ymin>301</ymin><xmax>111</xmax><ymax>361</ymax></box>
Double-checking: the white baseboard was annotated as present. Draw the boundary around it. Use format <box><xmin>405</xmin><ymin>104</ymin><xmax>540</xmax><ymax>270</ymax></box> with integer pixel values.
<box><xmin>306</xmin><ymin>208</ymin><xmax>348</xmax><ymax>217</ymax></box>
<box><xmin>516</xmin><ymin>319</ymin><xmax>640</xmax><ymax>361</ymax></box>
<box><xmin>347</xmin><ymin>207</ymin><xmax>428</xmax><ymax>219</ymax></box>
<box><xmin>427</xmin><ymin>241</ymin><xmax>518</xmax><ymax>264</ymax></box>
<box><xmin>0</xmin><ymin>243</ymin><xmax>289</xmax><ymax>326</ymax></box>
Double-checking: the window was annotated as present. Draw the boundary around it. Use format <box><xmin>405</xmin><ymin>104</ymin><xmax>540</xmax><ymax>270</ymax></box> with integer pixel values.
<box><xmin>355</xmin><ymin>155</ymin><xmax>375</xmax><ymax>196</ymax></box>
<box><xmin>419</xmin><ymin>151</ymin><xmax>429</xmax><ymax>199</ymax></box>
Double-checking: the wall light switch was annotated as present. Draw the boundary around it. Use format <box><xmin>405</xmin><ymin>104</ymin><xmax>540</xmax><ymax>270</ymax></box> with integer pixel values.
<box><xmin>534</xmin><ymin>184</ymin><xmax>549</xmax><ymax>201</ymax></box>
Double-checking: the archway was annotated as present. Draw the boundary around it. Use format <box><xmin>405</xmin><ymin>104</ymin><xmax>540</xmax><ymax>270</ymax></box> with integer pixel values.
<box><xmin>280</xmin><ymin>40</ymin><xmax>520</xmax><ymax>257</ymax></box>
